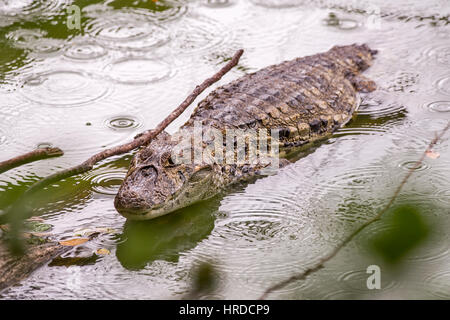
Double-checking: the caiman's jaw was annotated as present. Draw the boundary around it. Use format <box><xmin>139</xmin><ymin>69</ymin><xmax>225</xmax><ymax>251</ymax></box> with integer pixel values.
<box><xmin>115</xmin><ymin>164</ymin><xmax>214</xmax><ymax>220</ymax></box>
<box><xmin>115</xmin><ymin>194</ymin><xmax>184</xmax><ymax>221</ymax></box>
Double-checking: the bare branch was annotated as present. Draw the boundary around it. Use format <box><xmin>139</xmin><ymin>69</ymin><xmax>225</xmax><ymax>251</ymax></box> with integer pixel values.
<box><xmin>0</xmin><ymin>147</ymin><xmax>63</xmax><ymax>174</ymax></box>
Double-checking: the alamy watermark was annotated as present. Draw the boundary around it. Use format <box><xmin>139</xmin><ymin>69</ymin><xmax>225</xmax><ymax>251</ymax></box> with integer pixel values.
<box><xmin>66</xmin><ymin>5</ymin><xmax>81</xmax><ymax>30</ymax></box>
<box><xmin>366</xmin><ymin>265</ymin><xmax>381</xmax><ymax>290</ymax></box>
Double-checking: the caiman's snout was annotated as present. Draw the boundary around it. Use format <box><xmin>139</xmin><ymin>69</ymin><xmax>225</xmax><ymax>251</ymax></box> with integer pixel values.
<box><xmin>114</xmin><ymin>165</ymin><xmax>165</xmax><ymax>219</ymax></box>
<box><xmin>114</xmin><ymin>131</ymin><xmax>197</xmax><ymax>220</ymax></box>
<box><xmin>114</xmin><ymin>189</ymin><xmax>151</xmax><ymax>216</ymax></box>
<box><xmin>114</xmin><ymin>155</ymin><xmax>193</xmax><ymax>220</ymax></box>
<box><xmin>114</xmin><ymin>160</ymin><xmax>214</xmax><ymax>220</ymax></box>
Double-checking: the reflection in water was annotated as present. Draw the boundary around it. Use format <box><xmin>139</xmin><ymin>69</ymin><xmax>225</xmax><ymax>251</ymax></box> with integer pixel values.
<box><xmin>117</xmin><ymin>199</ymin><xmax>218</xmax><ymax>270</ymax></box>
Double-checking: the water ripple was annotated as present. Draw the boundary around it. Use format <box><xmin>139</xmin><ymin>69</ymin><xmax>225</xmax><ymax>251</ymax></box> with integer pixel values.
<box><xmin>384</xmin><ymin>71</ymin><xmax>420</xmax><ymax>93</ymax></box>
<box><xmin>64</xmin><ymin>42</ymin><xmax>108</xmax><ymax>61</ymax></box>
<box><xmin>20</xmin><ymin>70</ymin><xmax>112</xmax><ymax>107</ymax></box>
<box><xmin>434</xmin><ymin>189</ymin><xmax>450</xmax><ymax>206</ymax></box>
<box><xmin>86</xmin><ymin>11</ymin><xmax>170</xmax><ymax>51</ymax></box>
<box><xmin>171</xmin><ymin>14</ymin><xmax>233</xmax><ymax>55</ymax></box>
<box><xmin>337</xmin><ymin>269</ymin><xmax>398</xmax><ymax>292</ymax></box>
<box><xmin>240</xmin><ymin>262</ymin><xmax>317</xmax><ymax>294</ymax></box>
<box><xmin>105</xmin><ymin>115</ymin><xmax>142</xmax><ymax>131</ymax></box>
<box><xmin>436</xmin><ymin>76</ymin><xmax>450</xmax><ymax>96</ymax></box>
<box><xmin>85</xmin><ymin>169</ymin><xmax>127</xmax><ymax>196</ymax></box>
<box><xmin>120</xmin><ymin>0</ymin><xmax>188</xmax><ymax>23</ymax></box>
<box><xmin>104</xmin><ymin>57</ymin><xmax>174</xmax><ymax>85</ymax></box>
<box><xmin>235</xmin><ymin>6</ymin><xmax>316</xmax><ymax>51</ymax></box>
<box><xmin>422</xmin><ymin>44</ymin><xmax>450</xmax><ymax>66</ymax></box>
<box><xmin>425</xmin><ymin>101</ymin><xmax>450</xmax><ymax>113</ymax></box>
<box><xmin>358</xmin><ymin>98</ymin><xmax>407</xmax><ymax>118</ymax></box>
<box><xmin>398</xmin><ymin>160</ymin><xmax>429</xmax><ymax>172</ymax></box>
<box><xmin>425</xmin><ymin>271</ymin><xmax>450</xmax><ymax>299</ymax></box>
<box><xmin>250</xmin><ymin>0</ymin><xmax>305</xmax><ymax>8</ymax></box>
<box><xmin>389</xmin><ymin>118</ymin><xmax>450</xmax><ymax>152</ymax></box>
<box><xmin>0</xmin><ymin>128</ymin><xmax>6</xmax><ymax>146</ymax></box>
<box><xmin>6</xmin><ymin>29</ymin><xmax>64</xmax><ymax>56</ymax></box>
<box><xmin>313</xmin><ymin>165</ymin><xmax>386</xmax><ymax>195</ymax></box>
<box><xmin>407</xmin><ymin>242</ymin><xmax>449</xmax><ymax>263</ymax></box>
<box><xmin>323</xmin><ymin>14</ymin><xmax>361</xmax><ymax>31</ymax></box>
<box><xmin>202</xmin><ymin>0</ymin><xmax>236</xmax><ymax>8</ymax></box>
<box><xmin>0</xmin><ymin>0</ymin><xmax>69</xmax><ymax>17</ymax></box>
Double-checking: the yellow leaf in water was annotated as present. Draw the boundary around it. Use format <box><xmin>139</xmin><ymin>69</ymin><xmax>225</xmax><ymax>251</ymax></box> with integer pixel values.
<box><xmin>59</xmin><ymin>238</ymin><xmax>89</xmax><ymax>246</ymax></box>
<box><xmin>425</xmin><ymin>149</ymin><xmax>440</xmax><ymax>159</ymax></box>
<box><xmin>96</xmin><ymin>248</ymin><xmax>110</xmax><ymax>255</ymax></box>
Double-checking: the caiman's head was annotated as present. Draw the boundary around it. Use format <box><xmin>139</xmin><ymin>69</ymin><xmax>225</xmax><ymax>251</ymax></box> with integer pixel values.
<box><xmin>114</xmin><ymin>132</ymin><xmax>214</xmax><ymax>220</ymax></box>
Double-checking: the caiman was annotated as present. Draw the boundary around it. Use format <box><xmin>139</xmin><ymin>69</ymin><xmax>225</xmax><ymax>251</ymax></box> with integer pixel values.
<box><xmin>114</xmin><ymin>44</ymin><xmax>377</xmax><ymax>220</ymax></box>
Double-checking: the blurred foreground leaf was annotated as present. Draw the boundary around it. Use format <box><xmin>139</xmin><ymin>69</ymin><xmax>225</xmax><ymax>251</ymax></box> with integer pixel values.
<box><xmin>369</xmin><ymin>205</ymin><xmax>430</xmax><ymax>264</ymax></box>
<box><xmin>191</xmin><ymin>262</ymin><xmax>218</xmax><ymax>295</ymax></box>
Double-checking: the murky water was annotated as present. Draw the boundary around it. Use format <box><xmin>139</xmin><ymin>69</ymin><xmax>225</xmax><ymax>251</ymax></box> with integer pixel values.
<box><xmin>0</xmin><ymin>0</ymin><xmax>449</xmax><ymax>299</ymax></box>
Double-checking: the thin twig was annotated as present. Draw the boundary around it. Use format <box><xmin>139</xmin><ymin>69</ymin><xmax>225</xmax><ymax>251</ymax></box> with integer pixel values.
<box><xmin>0</xmin><ymin>147</ymin><xmax>63</xmax><ymax>174</ymax></box>
<box><xmin>259</xmin><ymin>121</ymin><xmax>450</xmax><ymax>299</ymax></box>
<box><xmin>0</xmin><ymin>49</ymin><xmax>244</xmax><ymax>227</ymax></box>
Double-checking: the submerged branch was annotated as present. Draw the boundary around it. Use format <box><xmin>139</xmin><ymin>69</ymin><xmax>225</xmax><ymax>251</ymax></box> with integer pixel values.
<box><xmin>0</xmin><ymin>147</ymin><xmax>63</xmax><ymax>174</ymax></box>
<box><xmin>259</xmin><ymin>121</ymin><xmax>450</xmax><ymax>300</ymax></box>
<box><xmin>0</xmin><ymin>49</ymin><xmax>244</xmax><ymax>228</ymax></box>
